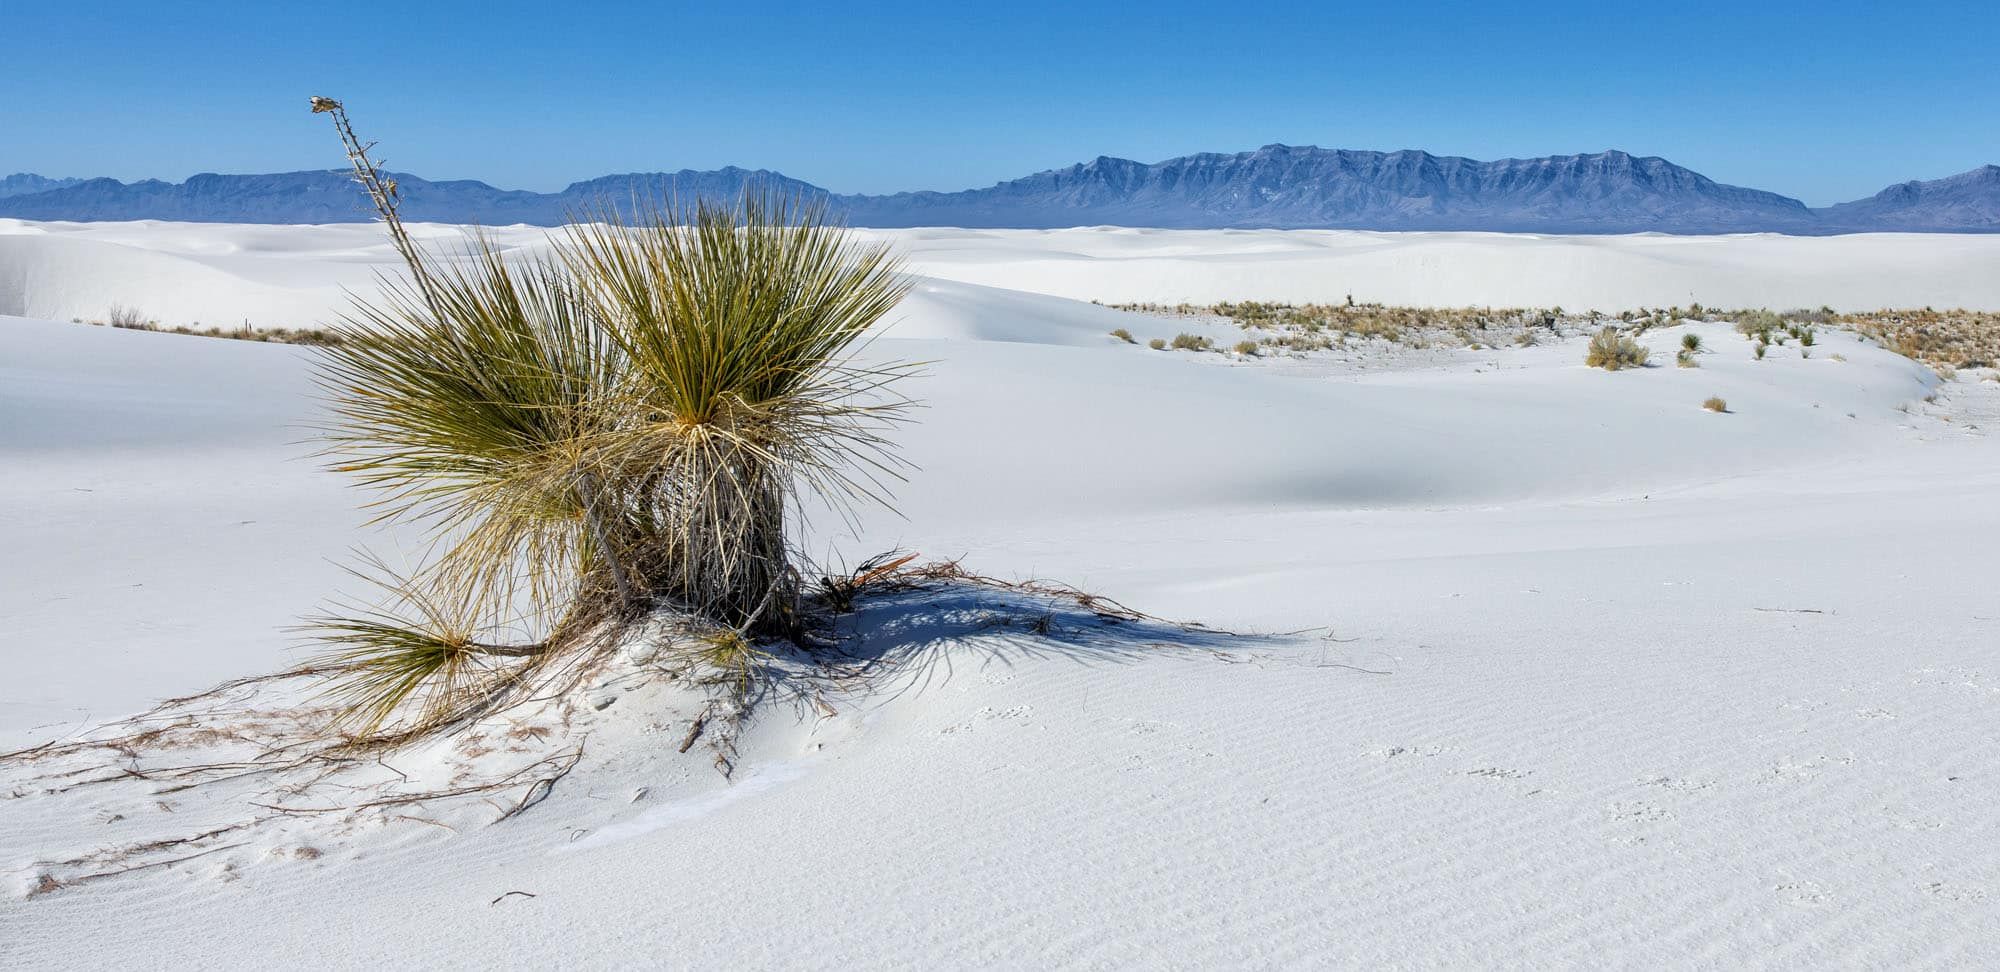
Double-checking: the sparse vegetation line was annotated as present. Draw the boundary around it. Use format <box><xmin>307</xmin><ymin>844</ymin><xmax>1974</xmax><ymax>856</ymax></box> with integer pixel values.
<box><xmin>70</xmin><ymin>312</ymin><xmax>345</xmax><ymax>346</ymax></box>
<box><xmin>1104</xmin><ymin>299</ymin><xmax>2000</xmax><ymax>372</ymax></box>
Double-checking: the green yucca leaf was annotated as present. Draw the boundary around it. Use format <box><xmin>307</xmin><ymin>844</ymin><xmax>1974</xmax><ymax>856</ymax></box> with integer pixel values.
<box><xmin>310</xmin><ymin>185</ymin><xmax>915</xmax><ymax>734</ymax></box>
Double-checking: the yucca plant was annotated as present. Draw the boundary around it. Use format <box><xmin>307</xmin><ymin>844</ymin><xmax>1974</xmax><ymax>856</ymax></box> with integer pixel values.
<box><xmin>1677</xmin><ymin>332</ymin><xmax>1701</xmax><ymax>368</ymax></box>
<box><xmin>303</xmin><ymin>97</ymin><xmax>912</xmax><ymax>737</ymax></box>
<box><xmin>563</xmin><ymin>198</ymin><xmax>913</xmax><ymax>629</ymax></box>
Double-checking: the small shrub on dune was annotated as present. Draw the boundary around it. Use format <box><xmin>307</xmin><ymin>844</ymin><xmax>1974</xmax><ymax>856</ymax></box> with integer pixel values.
<box><xmin>1147</xmin><ymin>337</ymin><xmax>1166</xmax><ymax>350</ymax></box>
<box><xmin>1734</xmin><ymin>308</ymin><xmax>1782</xmax><ymax>338</ymax></box>
<box><xmin>1677</xmin><ymin>332</ymin><xmax>1702</xmax><ymax>367</ymax></box>
<box><xmin>1754</xmin><ymin>343</ymin><xmax>1767</xmax><ymax>360</ymax></box>
<box><xmin>1233</xmin><ymin>340</ymin><xmax>1260</xmax><ymax>356</ymax></box>
<box><xmin>1109</xmin><ymin>327</ymin><xmax>1135</xmax><ymax>344</ymax></box>
<box><xmin>1585</xmin><ymin>326</ymin><xmax>1649</xmax><ymax>370</ymax></box>
<box><xmin>1171</xmin><ymin>332</ymin><xmax>1212</xmax><ymax>351</ymax></box>
<box><xmin>106</xmin><ymin>303</ymin><xmax>151</xmax><ymax>329</ymax></box>
<box><xmin>1703</xmin><ymin>396</ymin><xmax>1728</xmax><ymax>413</ymax></box>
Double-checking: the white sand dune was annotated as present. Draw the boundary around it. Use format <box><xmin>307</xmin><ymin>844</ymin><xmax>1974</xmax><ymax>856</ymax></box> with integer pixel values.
<box><xmin>880</xmin><ymin>227</ymin><xmax>2000</xmax><ymax>311</ymax></box>
<box><xmin>4</xmin><ymin>223</ymin><xmax>1999</xmax><ymax>968</ymax></box>
<box><xmin>8</xmin><ymin>220</ymin><xmax>2000</xmax><ymax>329</ymax></box>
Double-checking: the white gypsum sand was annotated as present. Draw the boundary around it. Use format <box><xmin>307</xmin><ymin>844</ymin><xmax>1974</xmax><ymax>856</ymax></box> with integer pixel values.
<box><xmin>3</xmin><ymin>222</ymin><xmax>1998</xmax><ymax>968</ymax></box>
<box><xmin>8</xmin><ymin>220</ymin><xmax>2000</xmax><ymax>327</ymax></box>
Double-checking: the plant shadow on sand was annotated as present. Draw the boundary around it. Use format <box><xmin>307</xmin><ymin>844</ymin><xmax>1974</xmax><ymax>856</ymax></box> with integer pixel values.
<box><xmin>1</xmin><ymin>560</ymin><xmax>1298</xmax><ymax>900</ymax></box>
<box><xmin>793</xmin><ymin>563</ymin><xmax>1258</xmax><ymax>707</ymax></box>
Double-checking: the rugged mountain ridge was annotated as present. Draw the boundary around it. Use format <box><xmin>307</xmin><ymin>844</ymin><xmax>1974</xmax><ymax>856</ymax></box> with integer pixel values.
<box><xmin>0</xmin><ymin>173</ymin><xmax>82</xmax><ymax>198</ymax></box>
<box><xmin>840</xmin><ymin>147</ymin><xmax>1820</xmax><ymax>232</ymax></box>
<box><xmin>3</xmin><ymin>147</ymin><xmax>1994</xmax><ymax>233</ymax></box>
<box><xmin>1817</xmin><ymin>164</ymin><xmax>2000</xmax><ymax>232</ymax></box>
<box><xmin>0</xmin><ymin>167</ymin><xmax>823</xmax><ymax>225</ymax></box>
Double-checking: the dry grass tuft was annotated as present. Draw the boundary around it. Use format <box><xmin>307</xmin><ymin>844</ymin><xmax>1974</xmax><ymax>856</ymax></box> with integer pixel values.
<box><xmin>1585</xmin><ymin>327</ymin><xmax>1650</xmax><ymax>370</ymax></box>
<box><xmin>106</xmin><ymin>303</ymin><xmax>151</xmax><ymax>329</ymax></box>
<box><xmin>1703</xmin><ymin>396</ymin><xmax>1729</xmax><ymax>413</ymax></box>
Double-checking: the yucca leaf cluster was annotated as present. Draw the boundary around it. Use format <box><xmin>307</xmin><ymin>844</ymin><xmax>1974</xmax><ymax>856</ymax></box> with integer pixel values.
<box><xmin>308</xmin><ymin>191</ymin><xmax>912</xmax><ymax>736</ymax></box>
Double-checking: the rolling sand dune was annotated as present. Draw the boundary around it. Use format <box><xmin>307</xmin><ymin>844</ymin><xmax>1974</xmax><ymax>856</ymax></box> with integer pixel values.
<box><xmin>8</xmin><ymin>220</ymin><xmax>2000</xmax><ymax>329</ymax></box>
<box><xmin>4</xmin><ymin>223</ymin><xmax>1998</xmax><ymax>968</ymax></box>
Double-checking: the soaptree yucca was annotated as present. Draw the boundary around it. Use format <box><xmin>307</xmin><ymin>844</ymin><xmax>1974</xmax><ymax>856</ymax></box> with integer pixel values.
<box><xmin>563</xmin><ymin>198</ymin><xmax>912</xmax><ymax>627</ymax></box>
<box><xmin>305</xmin><ymin>97</ymin><xmax>911</xmax><ymax>737</ymax></box>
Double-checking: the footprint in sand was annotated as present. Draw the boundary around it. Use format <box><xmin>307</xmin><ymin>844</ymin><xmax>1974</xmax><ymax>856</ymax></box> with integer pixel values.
<box><xmin>1761</xmin><ymin>754</ymin><xmax>1854</xmax><ymax>785</ymax></box>
<box><xmin>1608</xmin><ymin>802</ymin><xmax>1673</xmax><ymax>824</ymax></box>
<box><xmin>1376</xmin><ymin>744</ymin><xmax>1454</xmax><ymax>760</ymax></box>
<box><xmin>1924</xmin><ymin>881</ymin><xmax>1988</xmax><ymax>903</ymax></box>
<box><xmin>1776</xmin><ymin>882</ymin><xmax>1832</xmax><ymax>906</ymax></box>
<box><xmin>938</xmin><ymin>705</ymin><xmax>1034</xmax><ymax>737</ymax></box>
<box><xmin>1882</xmin><ymin>806</ymin><xmax>1945</xmax><ymax>831</ymax></box>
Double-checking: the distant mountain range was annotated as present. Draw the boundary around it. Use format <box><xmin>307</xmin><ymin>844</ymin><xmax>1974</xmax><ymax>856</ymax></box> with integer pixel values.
<box><xmin>3</xmin><ymin>146</ymin><xmax>1996</xmax><ymax>234</ymax></box>
<box><xmin>0</xmin><ymin>173</ymin><xmax>82</xmax><ymax>198</ymax></box>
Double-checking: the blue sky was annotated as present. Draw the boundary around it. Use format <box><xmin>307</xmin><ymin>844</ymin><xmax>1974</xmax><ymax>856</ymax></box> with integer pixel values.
<box><xmin>6</xmin><ymin>1</ymin><xmax>1996</xmax><ymax>205</ymax></box>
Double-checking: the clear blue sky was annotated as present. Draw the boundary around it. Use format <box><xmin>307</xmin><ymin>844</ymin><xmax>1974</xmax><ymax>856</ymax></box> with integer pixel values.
<box><xmin>7</xmin><ymin>0</ymin><xmax>1996</xmax><ymax>205</ymax></box>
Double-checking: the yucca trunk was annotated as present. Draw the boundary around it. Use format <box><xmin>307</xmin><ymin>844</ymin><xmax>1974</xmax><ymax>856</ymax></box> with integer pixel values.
<box><xmin>617</xmin><ymin>443</ymin><xmax>792</xmax><ymax>631</ymax></box>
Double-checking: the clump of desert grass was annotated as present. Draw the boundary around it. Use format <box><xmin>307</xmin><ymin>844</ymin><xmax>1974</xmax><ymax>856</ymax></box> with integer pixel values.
<box><xmin>1233</xmin><ymin>339</ymin><xmax>1260</xmax><ymax>356</ymax></box>
<box><xmin>106</xmin><ymin>303</ymin><xmax>151</xmax><ymax>329</ymax></box>
<box><xmin>1109</xmin><ymin>327</ymin><xmax>1135</xmax><ymax>343</ymax></box>
<box><xmin>303</xmin><ymin>97</ymin><xmax>913</xmax><ymax>741</ymax></box>
<box><xmin>1677</xmin><ymin>332</ymin><xmax>1702</xmax><ymax>367</ymax></box>
<box><xmin>1170</xmin><ymin>332</ymin><xmax>1212</xmax><ymax>351</ymax></box>
<box><xmin>1734</xmin><ymin>308</ymin><xmax>1784</xmax><ymax>340</ymax></box>
<box><xmin>1147</xmin><ymin>337</ymin><xmax>1167</xmax><ymax>350</ymax></box>
<box><xmin>1703</xmin><ymin>396</ymin><xmax>1728</xmax><ymax>413</ymax></box>
<box><xmin>1585</xmin><ymin>326</ymin><xmax>1649</xmax><ymax>370</ymax></box>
